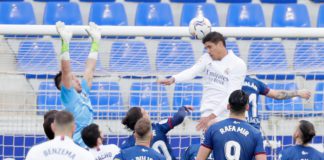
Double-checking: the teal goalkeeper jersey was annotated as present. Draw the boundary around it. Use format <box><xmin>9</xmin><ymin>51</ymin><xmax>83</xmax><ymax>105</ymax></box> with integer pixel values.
<box><xmin>61</xmin><ymin>79</ymin><xmax>94</xmax><ymax>147</ymax></box>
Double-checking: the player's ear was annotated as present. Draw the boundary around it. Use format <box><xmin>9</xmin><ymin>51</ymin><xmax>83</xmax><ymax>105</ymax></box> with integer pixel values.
<box><xmin>72</xmin><ymin>123</ymin><xmax>76</xmax><ymax>133</ymax></box>
<box><xmin>227</xmin><ymin>104</ymin><xmax>231</xmax><ymax>111</ymax></box>
<box><xmin>97</xmin><ymin>137</ymin><xmax>102</xmax><ymax>146</ymax></box>
<box><xmin>51</xmin><ymin>122</ymin><xmax>55</xmax><ymax>133</ymax></box>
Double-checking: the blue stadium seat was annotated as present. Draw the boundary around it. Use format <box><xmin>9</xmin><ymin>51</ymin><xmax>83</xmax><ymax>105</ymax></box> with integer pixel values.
<box><xmin>89</xmin><ymin>3</ymin><xmax>127</xmax><ymax>25</ymax></box>
<box><xmin>156</xmin><ymin>41</ymin><xmax>195</xmax><ymax>72</ymax></box>
<box><xmin>180</xmin><ymin>3</ymin><xmax>219</xmax><ymax>27</ymax></box>
<box><xmin>0</xmin><ymin>2</ymin><xmax>35</xmax><ymax>24</ymax></box>
<box><xmin>69</xmin><ymin>42</ymin><xmax>102</xmax><ymax>72</ymax></box>
<box><xmin>109</xmin><ymin>41</ymin><xmax>151</xmax><ymax>72</ymax></box>
<box><xmin>272</xmin><ymin>4</ymin><xmax>310</xmax><ymax>27</ymax></box>
<box><xmin>215</xmin><ymin>0</ymin><xmax>252</xmax><ymax>3</ymax></box>
<box><xmin>90</xmin><ymin>82</ymin><xmax>124</xmax><ymax>120</ymax></box>
<box><xmin>318</xmin><ymin>5</ymin><xmax>324</xmax><ymax>27</ymax></box>
<box><xmin>171</xmin><ymin>0</ymin><xmax>206</xmax><ymax>2</ymax></box>
<box><xmin>17</xmin><ymin>42</ymin><xmax>58</xmax><ymax>74</ymax></box>
<box><xmin>294</xmin><ymin>42</ymin><xmax>324</xmax><ymax>70</ymax></box>
<box><xmin>37</xmin><ymin>82</ymin><xmax>62</xmax><ymax>114</ymax></box>
<box><xmin>130</xmin><ymin>82</ymin><xmax>169</xmax><ymax>118</ymax></box>
<box><xmin>43</xmin><ymin>2</ymin><xmax>82</xmax><ymax>25</ymax></box>
<box><xmin>135</xmin><ymin>3</ymin><xmax>174</xmax><ymax>26</ymax></box>
<box><xmin>173</xmin><ymin>83</ymin><xmax>203</xmax><ymax>119</ymax></box>
<box><xmin>314</xmin><ymin>82</ymin><xmax>324</xmax><ymax>112</ymax></box>
<box><xmin>260</xmin><ymin>0</ymin><xmax>296</xmax><ymax>3</ymax></box>
<box><xmin>226</xmin><ymin>4</ymin><xmax>265</xmax><ymax>27</ymax></box>
<box><xmin>265</xmin><ymin>83</ymin><xmax>303</xmax><ymax>111</ymax></box>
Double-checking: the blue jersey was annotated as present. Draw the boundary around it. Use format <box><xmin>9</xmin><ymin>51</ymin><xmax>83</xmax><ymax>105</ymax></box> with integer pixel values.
<box><xmin>242</xmin><ymin>76</ymin><xmax>269</xmax><ymax>129</ymax></box>
<box><xmin>279</xmin><ymin>145</ymin><xmax>324</xmax><ymax>160</ymax></box>
<box><xmin>120</xmin><ymin>118</ymin><xmax>175</xmax><ymax>160</ymax></box>
<box><xmin>181</xmin><ymin>144</ymin><xmax>213</xmax><ymax>160</ymax></box>
<box><xmin>202</xmin><ymin>118</ymin><xmax>266</xmax><ymax>160</ymax></box>
<box><xmin>114</xmin><ymin>145</ymin><xmax>166</xmax><ymax>160</ymax></box>
<box><xmin>61</xmin><ymin>79</ymin><xmax>93</xmax><ymax>147</ymax></box>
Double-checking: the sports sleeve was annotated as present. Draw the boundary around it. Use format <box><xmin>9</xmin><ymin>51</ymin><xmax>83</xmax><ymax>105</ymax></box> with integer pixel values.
<box><xmin>202</xmin><ymin>126</ymin><xmax>214</xmax><ymax>150</ymax></box>
<box><xmin>81</xmin><ymin>79</ymin><xmax>90</xmax><ymax>95</ymax></box>
<box><xmin>181</xmin><ymin>147</ymin><xmax>191</xmax><ymax>160</ymax></box>
<box><xmin>254</xmin><ymin>132</ymin><xmax>266</xmax><ymax>156</ymax></box>
<box><xmin>60</xmin><ymin>85</ymin><xmax>79</xmax><ymax>112</ymax></box>
<box><xmin>257</xmin><ymin>79</ymin><xmax>270</xmax><ymax>96</ymax></box>
<box><xmin>278</xmin><ymin>150</ymin><xmax>288</xmax><ymax>160</ymax></box>
<box><xmin>172</xmin><ymin>54</ymin><xmax>208</xmax><ymax>83</ymax></box>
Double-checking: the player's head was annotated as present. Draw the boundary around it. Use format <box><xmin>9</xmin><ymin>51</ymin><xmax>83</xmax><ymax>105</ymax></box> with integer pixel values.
<box><xmin>54</xmin><ymin>71</ymin><xmax>82</xmax><ymax>93</ymax></box>
<box><xmin>43</xmin><ymin>110</ymin><xmax>58</xmax><ymax>140</ymax></box>
<box><xmin>122</xmin><ymin>107</ymin><xmax>149</xmax><ymax>131</ymax></box>
<box><xmin>202</xmin><ymin>31</ymin><xmax>227</xmax><ymax>60</ymax></box>
<box><xmin>134</xmin><ymin>118</ymin><xmax>153</xmax><ymax>143</ymax></box>
<box><xmin>228</xmin><ymin>90</ymin><xmax>249</xmax><ymax>116</ymax></box>
<box><xmin>52</xmin><ymin>110</ymin><xmax>75</xmax><ymax>137</ymax></box>
<box><xmin>81</xmin><ymin>123</ymin><xmax>103</xmax><ymax>148</ymax></box>
<box><xmin>293</xmin><ymin>120</ymin><xmax>316</xmax><ymax>145</ymax></box>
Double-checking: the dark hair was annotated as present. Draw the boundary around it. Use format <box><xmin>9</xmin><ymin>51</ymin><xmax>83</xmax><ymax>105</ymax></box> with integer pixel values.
<box><xmin>122</xmin><ymin>107</ymin><xmax>143</xmax><ymax>131</ymax></box>
<box><xmin>55</xmin><ymin>110</ymin><xmax>74</xmax><ymax>126</ymax></box>
<box><xmin>43</xmin><ymin>110</ymin><xmax>58</xmax><ymax>140</ymax></box>
<box><xmin>81</xmin><ymin>123</ymin><xmax>101</xmax><ymax>148</ymax></box>
<box><xmin>135</xmin><ymin>118</ymin><xmax>151</xmax><ymax>138</ymax></box>
<box><xmin>299</xmin><ymin>120</ymin><xmax>316</xmax><ymax>145</ymax></box>
<box><xmin>54</xmin><ymin>71</ymin><xmax>62</xmax><ymax>90</ymax></box>
<box><xmin>228</xmin><ymin>90</ymin><xmax>249</xmax><ymax>114</ymax></box>
<box><xmin>202</xmin><ymin>31</ymin><xmax>226</xmax><ymax>47</ymax></box>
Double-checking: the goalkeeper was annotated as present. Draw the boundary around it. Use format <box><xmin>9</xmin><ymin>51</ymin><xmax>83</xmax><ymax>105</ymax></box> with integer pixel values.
<box><xmin>53</xmin><ymin>21</ymin><xmax>101</xmax><ymax>147</ymax></box>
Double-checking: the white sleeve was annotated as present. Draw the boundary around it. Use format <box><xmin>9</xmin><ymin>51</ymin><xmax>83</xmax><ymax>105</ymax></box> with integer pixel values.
<box><xmin>172</xmin><ymin>55</ymin><xmax>207</xmax><ymax>83</ymax></box>
<box><xmin>212</xmin><ymin>61</ymin><xmax>247</xmax><ymax>117</ymax></box>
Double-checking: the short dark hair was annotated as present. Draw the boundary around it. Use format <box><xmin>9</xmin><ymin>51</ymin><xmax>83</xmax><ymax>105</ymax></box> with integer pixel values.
<box><xmin>228</xmin><ymin>90</ymin><xmax>249</xmax><ymax>114</ymax></box>
<box><xmin>135</xmin><ymin>118</ymin><xmax>151</xmax><ymax>139</ymax></box>
<box><xmin>54</xmin><ymin>71</ymin><xmax>62</xmax><ymax>90</ymax></box>
<box><xmin>43</xmin><ymin>110</ymin><xmax>58</xmax><ymax>140</ymax></box>
<box><xmin>81</xmin><ymin>123</ymin><xmax>101</xmax><ymax>148</ymax></box>
<box><xmin>202</xmin><ymin>31</ymin><xmax>226</xmax><ymax>47</ymax></box>
<box><xmin>299</xmin><ymin>120</ymin><xmax>316</xmax><ymax>145</ymax></box>
<box><xmin>122</xmin><ymin>107</ymin><xmax>143</xmax><ymax>131</ymax></box>
<box><xmin>55</xmin><ymin>110</ymin><xmax>74</xmax><ymax>126</ymax></box>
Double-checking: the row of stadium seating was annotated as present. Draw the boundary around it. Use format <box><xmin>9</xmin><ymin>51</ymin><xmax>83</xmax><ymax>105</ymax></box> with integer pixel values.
<box><xmin>3</xmin><ymin>0</ymin><xmax>324</xmax><ymax>3</ymax></box>
<box><xmin>36</xmin><ymin>81</ymin><xmax>324</xmax><ymax>119</ymax></box>
<box><xmin>1</xmin><ymin>2</ymin><xmax>324</xmax><ymax>27</ymax></box>
<box><xmin>17</xmin><ymin>41</ymin><xmax>324</xmax><ymax>74</ymax></box>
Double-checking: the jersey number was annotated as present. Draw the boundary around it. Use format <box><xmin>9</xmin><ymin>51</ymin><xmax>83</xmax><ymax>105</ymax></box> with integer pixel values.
<box><xmin>247</xmin><ymin>93</ymin><xmax>257</xmax><ymax>118</ymax></box>
<box><xmin>225</xmin><ymin>141</ymin><xmax>241</xmax><ymax>160</ymax></box>
<box><xmin>152</xmin><ymin>140</ymin><xmax>172</xmax><ymax>160</ymax></box>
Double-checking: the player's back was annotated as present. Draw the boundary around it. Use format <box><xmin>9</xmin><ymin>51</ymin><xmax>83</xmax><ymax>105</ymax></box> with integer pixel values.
<box><xmin>203</xmin><ymin>118</ymin><xmax>265</xmax><ymax>160</ymax></box>
<box><xmin>279</xmin><ymin>145</ymin><xmax>324</xmax><ymax>160</ymax></box>
<box><xmin>114</xmin><ymin>145</ymin><xmax>166</xmax><ymax>160</ymax></box>
<box><xmin>25</xmin><ymin>136</ymin><xmax>94</xmax><ymax>160</ymax></box>
<box><xmin>89</xmin><ymin>144</ymin><xmax>120</xmax><ymax>160</ymax></box>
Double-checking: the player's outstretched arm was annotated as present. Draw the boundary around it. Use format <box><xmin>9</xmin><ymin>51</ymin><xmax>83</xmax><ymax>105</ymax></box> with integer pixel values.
<box><xmin>266</xmin><ymin>89</ymin><xmax>311</xmax><ymax>100</ymax></box>
<box><xmin>56</xmin><ymin>21</ymin><xmax>73</xmax><ymax>89</ymax></box>
<box><xmin>83</xmin><ymin>22</ymin><xmax>101</xmax><ymax>88</ymax></box>
<box><xmin>255</xmin><ymin>154</ymin><xmax>267</xmax><ymax>160</ymax></box>
<box><xmin>170</xmin><ymin>106</ymin><xmax>193</xmax><ymax>127</ymax></box>
<box><xmin>196</xmin><ymin>146</ymin><xmax>212</xmax><ymax>160</ymax></box>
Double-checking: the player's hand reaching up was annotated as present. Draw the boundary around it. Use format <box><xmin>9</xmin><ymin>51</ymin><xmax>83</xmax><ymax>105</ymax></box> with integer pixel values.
<box><xmin>56</xmin><ymin>21</ymin><xmax>72</xmax><ymax>44</ymax></box>
<box><xmin>297</xmin><ymin>89</ymin><xmax>311</xmax><ymax>99</ymax></box>
<box><xmin>86</xmin><ymin>22</ymin><xmax>101</xmax><ymax>42</ymax></box>
<box><xmin>158</xmin><ymin>77</ymin><xmax>175</xmax><ymax>85</ymax></box>
<box><xmin>183</xmin><ymin>105</ymin><xmax>194</xmax><ymax>113</ymax></box>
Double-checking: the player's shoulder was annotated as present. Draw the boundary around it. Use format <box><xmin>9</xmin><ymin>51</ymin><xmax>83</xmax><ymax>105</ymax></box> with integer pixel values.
<box><xmin>199</xmin><ymin>53</ymin><xmax>213</xmax><ymax>62</ymax></box>
<box><xmin>150</xmin><ymin>148</ymin><xmax>166</xmax><ymax>160</ymax></box>
<box><xmin>228</xmin><ymin>50</ymin><xmax>246</xmax><ymax>65</ymax></box>
<box><xmin>104</xmin><ymin>144</ymin><xmax>120</xmax><ymax>151</ymax></box>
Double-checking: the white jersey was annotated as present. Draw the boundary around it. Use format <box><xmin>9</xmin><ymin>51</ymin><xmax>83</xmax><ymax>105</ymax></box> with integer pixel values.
<box><xmin>89</xmin><ymin>144</ymin><xmax>120</xmax><ymax>160</ymax></box>
<box><xmin>173</xmin><ymin>50</ymin><xmax>247</xmax><ymax>117</ymax></box>
<box><xmin>25</xmin><ymin>136</ymin><xmax>94</xmax><ymax>160</ymax></box>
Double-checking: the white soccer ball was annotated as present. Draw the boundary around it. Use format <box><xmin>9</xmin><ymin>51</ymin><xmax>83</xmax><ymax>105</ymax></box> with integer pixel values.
<box><xmin>189</xmin><ymin>16</ymin><xmax>212</xmax><ymax>40</ymax></box>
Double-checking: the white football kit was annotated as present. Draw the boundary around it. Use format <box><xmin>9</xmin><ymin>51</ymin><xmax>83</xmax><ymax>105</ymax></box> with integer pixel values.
<box><xmin>26</xmin><ymin>136</ymin><xmax>94</xmax><ymax>160</ymax></box>
<box><xmin>173</xmin><ymin>50</ymin><xmax>247</xmax><ymax>117</ymax></box>
<box><xmin>89</xmin><ymin>144</ymin><xmax>120</xmax><ymax>160</ymax></box>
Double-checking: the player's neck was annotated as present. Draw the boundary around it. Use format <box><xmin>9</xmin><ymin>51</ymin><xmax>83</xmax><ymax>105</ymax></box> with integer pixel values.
<box><xmin>229</xmin><ymin>113</ymin><xmax>246</xmax><ymax>121</ymax></box>
<box><xmin>135</xmin><ymin>140</ymin><xmax>150</xmax><ymax>148</ymax></box>
<box><xmin>295</xmin><ymin>139</ymin><xmax>306</xmax><ymax>146</ymax></box>
<box><xmin>54</xmin><ymin>131</ymin><xmax>73</xmax><ymax>139</ymax></box>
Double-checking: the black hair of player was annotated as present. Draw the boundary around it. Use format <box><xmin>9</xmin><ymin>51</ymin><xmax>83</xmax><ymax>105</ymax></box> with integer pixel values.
<box><xmin>228</xmin><ymin>90</ymin><xmax>249</xmax><ymax>114</ymax></box>
<box><xmin>81</xmin><ymin>123</ymin><xmax>101</xmax><ymax>148</ymax></box>
<box><xmin>122</xmin><ymin>107</ymin><xmax>143</xmax><ymax>131</ymax></box>
<box><xmin>202</xmin><ymin>31</ymin><xmax>226</xmax><ymax>47</ymax></box>
<box><xmin>43</xmin><ymin>110</ymin><xmax>58</xmax><ymax>140</ymax></box>
<box><xmin>299</xmin><ymin>120</ymin><xmax>316</xmax><ymax>145</ymax></box>
<box><xmin>54</xmin><ymin>71</ymin><xmax>62</xmax><ymax>90</ymax></box>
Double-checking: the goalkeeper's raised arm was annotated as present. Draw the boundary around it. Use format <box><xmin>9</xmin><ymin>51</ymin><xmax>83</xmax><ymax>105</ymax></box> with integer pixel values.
<box><xmin>159</xmin><ymin>32</ymin><xmax>247</xmax><ymax>131</ymax></box>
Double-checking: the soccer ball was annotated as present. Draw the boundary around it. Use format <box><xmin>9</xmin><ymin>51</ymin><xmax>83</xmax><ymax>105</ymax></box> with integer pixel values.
<box><xmin>189</xmin><ymin>16</ymin><xmax>212</xmax><ymax>40</ymax></box>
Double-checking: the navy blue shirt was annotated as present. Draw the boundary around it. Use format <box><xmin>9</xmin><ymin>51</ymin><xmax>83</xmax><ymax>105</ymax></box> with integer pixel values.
<box><xmin>181</xmin><ymin>144</ymin><xmax>213</xmax><ymax>160</ymax></box>
<box><xmin>202</xmin><ymin>118</ymin><xmax>266</xmax><ymax>160</ymax></box>
<box><xmin>242</xmin><ymin>76</ymin><xmax>270</xmax><ymax>129</ymax></box>
<box><xmin>279</xmin><ymin>145</ymin><xmax>324</xmax><ymax>160</ymax></box>
<box><xmin>114</xmin><ymin>145</ymin><xmax>166</xmax><ymax>160</ymax></box>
